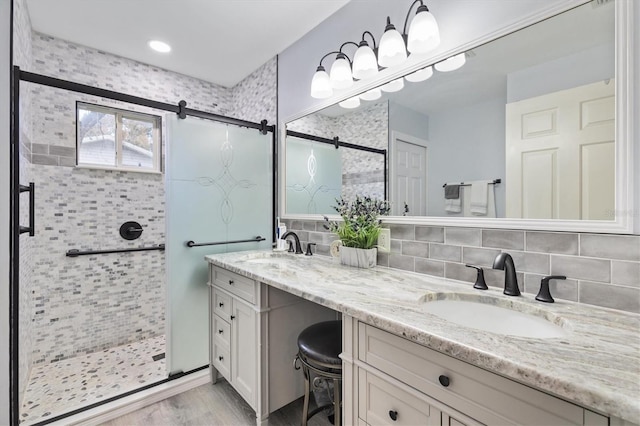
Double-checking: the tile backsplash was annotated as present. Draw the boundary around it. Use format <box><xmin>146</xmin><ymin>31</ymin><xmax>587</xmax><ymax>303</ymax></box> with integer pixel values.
<box><xmin>282</xmin><ymin>219</ymin><xmax>640</xmax><ymax>314</ymax></box>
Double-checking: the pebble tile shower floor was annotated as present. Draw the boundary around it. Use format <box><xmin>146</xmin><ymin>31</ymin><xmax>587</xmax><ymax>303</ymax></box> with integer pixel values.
<box><xmin>20</xmin><ymin>335</ymin><xmax>166</xmax><ymax>425</ymax></box>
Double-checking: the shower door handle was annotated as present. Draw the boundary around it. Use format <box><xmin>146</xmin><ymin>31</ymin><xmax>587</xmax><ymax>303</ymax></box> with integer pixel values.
<box><xmin>19</xmin><ymin>182</ymin><xmax>35</xmax><ymax>236</ymax></box>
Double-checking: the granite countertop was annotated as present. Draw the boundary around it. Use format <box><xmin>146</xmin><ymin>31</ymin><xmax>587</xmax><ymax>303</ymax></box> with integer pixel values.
<box><xmin>205</xmin><ymin>250</ymin><xmax>640</xmax><ymax>423</ymax></box>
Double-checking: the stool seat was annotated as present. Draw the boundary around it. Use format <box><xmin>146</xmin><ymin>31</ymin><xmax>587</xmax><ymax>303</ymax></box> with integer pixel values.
<box><xmin>297</xmin><ymin>320</ymin><xmax>342</xmax><ymax>369</ymax></box>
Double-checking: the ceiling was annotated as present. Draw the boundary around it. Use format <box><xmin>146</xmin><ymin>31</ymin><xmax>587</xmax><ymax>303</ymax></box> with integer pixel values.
<box><xmin>25</xmin><ymin>0</ymin><xmax>350</xmax><ymax>88</ymax></box>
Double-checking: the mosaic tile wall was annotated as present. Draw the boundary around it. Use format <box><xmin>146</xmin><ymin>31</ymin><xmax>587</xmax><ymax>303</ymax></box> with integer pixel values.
<box><xmin>17</xmin><ymin>30</ymin><xmax>277</xmax><ymax>366</ymax></box>
<box><xmin>282</xmin><ymin>219</ymin><xmax>640</xmax><ymax>314</ymax></box>
<box><xmin>287</xmin><ymin>102</ymin><xmax>388</xmax><ymax>203</ymax></box>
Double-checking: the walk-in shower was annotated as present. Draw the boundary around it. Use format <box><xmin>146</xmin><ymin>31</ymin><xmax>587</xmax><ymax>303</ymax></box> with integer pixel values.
<box><xmin>10</xmin><ymin>68</ymin><xmax>275</xmax><ymax>425</ymax></box>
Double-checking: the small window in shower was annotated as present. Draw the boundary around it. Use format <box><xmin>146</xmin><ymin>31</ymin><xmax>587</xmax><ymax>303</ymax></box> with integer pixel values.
<box><xmin>76</xmin><ymin>102</ymin><xmax>162</xmax><ymax>172</ymax></box>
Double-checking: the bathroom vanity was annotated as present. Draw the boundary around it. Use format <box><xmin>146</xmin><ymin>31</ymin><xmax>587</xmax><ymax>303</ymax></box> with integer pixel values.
<box><xmin>205</xmin><ymin>251</ymin><xmax>639</xmax><ymax>426</ymax></box>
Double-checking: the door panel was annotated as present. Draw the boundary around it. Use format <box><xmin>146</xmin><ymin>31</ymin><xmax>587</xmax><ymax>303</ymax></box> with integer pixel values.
<box><xmin>394</xmin><ymin>139</ymin><xmax>427</xmax><ymax>216</ymax></box>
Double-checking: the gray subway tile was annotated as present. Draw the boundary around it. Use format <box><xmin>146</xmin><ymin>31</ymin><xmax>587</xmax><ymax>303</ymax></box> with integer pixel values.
<box><xmin>31</xmin><ymin>143</ymin><xmax>49</xmax><ymax>154</ymax></box>
<box><xmin>579</xmin><ymin>281</ymin><xmax>640</xmax><ymax>314</ymax></box>
<box><xmin>611</xmin><ymin>261</ymin><xmax>640</xmax><ymax>288</ymax></box>
<box><xmin>483</xmin><ymin>269</ymin><xmax>525</xmax><ymax>292</ymax></box>
<box><xmin>415</xmin><ymin>258</ymin><xmax>444</xmax><ymax>277</ymax></box>
<box><xmin>429</xmin><ymin>244</ymin><xmax>461</xmax><ymax>262</ymax></box>
<box><xmin>313</xmin><ymin>244</ymin><xmax>330</xmax><ymax>257</ymax></box>
<box><xmin>389</xmin><ymin>254</ymin><xmax>414</xmax><ymax>272</ymax></box>
<box><xmin>482</xmin><ymin>229</ymin><xmax>524</xmax><ymax>250</ymax></box>
<box><xmin>49</xmin><ymin>145</ymin><xmax>76</xmax><ymax>157</ymax></box>
<box><xmin>402</xmin><ymin>241</ymin><xmax>429</xmax><ymax>258</ymax></box>
<box><xmin>376</xmin><ymin>252</ymin><xmax>389</xmax><ymax>267</ymax></box>
<box><xmin>462</xmin><ymin>247</ymin><xmax>501</xmax><ymax>267</ymax></box>
<box><xmin>580</xmin><ymin>234</ymin><xmax>640</xmax><ymax>261</ymax></box>
<box><xmin>308</xmin><ymin>232</ymin><xmax>325</xmax><ymax>244</ymax></box>
<box><xmin>31</xmin><ymin>154</ymin><xmax>58</xmax><ymax>166</ymax></box>
<box><xmin>444</xmin><ymin>262</ymin><xmax>476</xmax><ymax>283</ymax></box>
<box><xmin>390</xmin><ymin>239</ymin><xmax>402</xmax><ymax>254</ymax></box>
<box><xmin>524</xmin><ymin>273</ymin><xmax>578</xmax><ymax>302</ymax></box>
<box><xmin>444</xmin><ymin>227</ymin><xmax>481</xmax><ymax>247</ymax></box>
<box><xmin>59</xmin><ymin>157</ymin><xmax>76</xmax><ymax>167</ymax></box>
<box><xmin>508</xmin><ymin>251</ymin><xmax>550</xmax><ymax>275</ymax></box>
<box><xmin>415</xmin><ymin>226</ymin><xmax>444</xmax><ymax>243</ymax></box>
<box><xmin>526</xmin><ymin>231</ymin><xmax>578</xmax><ymax>255</ymax></box>
<box><xmin>389</xmin><ymin>224</ymin><xmax>414</xmax><ymax>240</ymax></box>
<box><xmin>550</xmin><ymin>255</ymin><xmax>610</xmax><ymax>282</ymax></box>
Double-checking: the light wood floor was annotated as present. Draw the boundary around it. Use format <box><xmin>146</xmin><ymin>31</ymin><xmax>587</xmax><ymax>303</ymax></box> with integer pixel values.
<box><xmin>100</xmin><ymin>379</ymin><xmax>333</xmax><ymax>426</ymax></box>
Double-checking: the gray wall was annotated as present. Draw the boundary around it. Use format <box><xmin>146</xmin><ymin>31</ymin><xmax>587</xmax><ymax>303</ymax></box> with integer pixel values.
<box><xmin>1</xmin><ymin>0</ymin><xmax>11</xmax><ymax>422</ymax></box>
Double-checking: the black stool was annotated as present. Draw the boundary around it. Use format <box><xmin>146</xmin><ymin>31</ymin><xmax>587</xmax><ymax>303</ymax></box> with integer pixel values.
<box><xmin>294</xmin><ymin>320</ymin><xmax>342</xmax><ymax>426</ymax></box>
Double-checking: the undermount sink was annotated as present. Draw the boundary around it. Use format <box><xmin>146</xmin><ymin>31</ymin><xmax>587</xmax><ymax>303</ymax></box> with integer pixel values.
<box><xmin>420</xmin><ymin>293</ymin><xmax>570</xmax><ymax>339</ymax></box>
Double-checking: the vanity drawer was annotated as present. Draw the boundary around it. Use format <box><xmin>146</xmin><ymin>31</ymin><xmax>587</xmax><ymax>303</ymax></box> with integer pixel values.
<box><xmin>212</xmin><ymin>288</ymin><xmax>232</xmax><ymax>319</ymax></box>
<box><xmin>212</xmin><ymin>340</ymin><xmax>230</xmax><ymax>380</ymax></box>
<box><xmin>212</xmin><ymin>314</ymin><xmax>231</xmax><ymax>348</ymax></box>
<box><xmin>358</xmin><ymin>369</ymin><xmax>432</xmax><ymax>426</ymax></box>
<box><xmin>358</xmin><ymin>323</ymin><xmax>588</xmax><ymax>426</ymax></box>
<box><xmin>211</xmin><ymin>266</ymin><xmax>257</xmax><ymax>304</ymax></box>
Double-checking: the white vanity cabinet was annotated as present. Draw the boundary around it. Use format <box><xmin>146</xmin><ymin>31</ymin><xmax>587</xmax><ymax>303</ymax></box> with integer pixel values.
<box><xmin>208</xmin><ymin>263</ymin><xmax>337</xmax><ymax>424</ymax></box>
<box><xmin>343</xmin><ymin>316</ymin><xmax>609</xmax><ymax>426</ymax></box>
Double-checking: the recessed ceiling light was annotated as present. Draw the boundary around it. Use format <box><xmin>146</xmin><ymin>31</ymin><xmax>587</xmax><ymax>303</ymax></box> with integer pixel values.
<box><xmin>148</xmin><ymin>40</ymin><xmax>171</xmax><ymax>53</ymax></box>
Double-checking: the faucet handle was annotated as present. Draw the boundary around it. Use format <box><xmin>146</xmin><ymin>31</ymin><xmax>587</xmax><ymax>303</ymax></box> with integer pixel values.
<box><xmin>305</xmin><ymin>243</ymin><xmax>316</xmax><ymax>256</ymax></box>
<box><xmin>286</xmin><ymin>240</ymin><xmax>294</xmax><ymax>253</ymax></box>
<box><xmin>465</xmin><ymin>264</ymin><xmax>488</xmax><ymax>290</ymax></box>
<box><xmin>536</xmin><ymin>275</ymin><xmax>566</xmax><ymax>303</ymax></box>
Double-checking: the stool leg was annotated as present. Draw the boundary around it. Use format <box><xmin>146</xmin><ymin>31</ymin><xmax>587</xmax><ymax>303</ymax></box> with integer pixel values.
<box><xmin>333</xmin><ymin>378</ymin><xmax>341</xmax><ymax>426</ymax></box>
<box><xmin>301</xmin><ymin>364</ymin><xmax>311</xmax><ymax>426</ymax></box>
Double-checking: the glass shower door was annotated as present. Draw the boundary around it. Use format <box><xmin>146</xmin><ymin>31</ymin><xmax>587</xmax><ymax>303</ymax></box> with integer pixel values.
<box><xmin>165</xmin><ymin>115</ymin><xmax>272</xmax><ymax>374</ymax></box>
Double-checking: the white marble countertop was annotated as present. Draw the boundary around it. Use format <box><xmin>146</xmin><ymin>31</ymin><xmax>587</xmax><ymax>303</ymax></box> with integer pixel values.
<box><xmin>205</xmin><ymin>250</ymin><xmax>640</xmax><ymax>423</ymax></box>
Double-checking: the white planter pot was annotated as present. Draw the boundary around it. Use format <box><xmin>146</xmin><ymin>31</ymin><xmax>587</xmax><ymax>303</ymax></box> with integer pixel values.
<box><xmin>340</xmin><ymin>246</ymin><xmax>377</xmax><ymax>268</ymax></box>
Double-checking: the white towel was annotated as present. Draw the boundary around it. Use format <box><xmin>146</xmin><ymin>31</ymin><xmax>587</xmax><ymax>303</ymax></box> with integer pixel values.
<box><xmin>445</xmin><ymin>197</ymin><xmax>461</xmax><ymax>213</ymax></box>
<box><xmin>470</xmin><ymin>181</ymin><xmax>490</xmax><ymax>215</ymax></box>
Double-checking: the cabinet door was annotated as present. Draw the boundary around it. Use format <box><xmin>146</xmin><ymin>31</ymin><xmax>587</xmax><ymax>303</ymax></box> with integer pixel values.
<box><xmin>231</xmin><ymin>299</ymin><xmax>257</xmax><ymax>407</ymax></box>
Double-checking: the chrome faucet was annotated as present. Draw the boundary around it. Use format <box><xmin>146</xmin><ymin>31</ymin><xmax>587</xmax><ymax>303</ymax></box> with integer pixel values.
<box><xmin>492</xmin><ymin>253</ymin><xmax>521</xmax><ymax>296</ymax></box>
<box><xmin>281</xmin><ymin>231</ymin><xmax>303</xmax><ymax>254</ymax></box>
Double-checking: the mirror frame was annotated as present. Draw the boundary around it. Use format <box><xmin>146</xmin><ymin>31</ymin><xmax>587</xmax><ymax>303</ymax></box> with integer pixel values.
<box><xmin>280</xmin><ymin>0</ymin><xmax>635</xmax><ymax>234</ymax></box>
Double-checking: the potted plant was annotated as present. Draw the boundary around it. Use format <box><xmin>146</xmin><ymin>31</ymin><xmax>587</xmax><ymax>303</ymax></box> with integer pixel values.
<box><xmin>324</xmin><ymin>196</ymin><xmax>391</xmax><ymax>268</ymax></box>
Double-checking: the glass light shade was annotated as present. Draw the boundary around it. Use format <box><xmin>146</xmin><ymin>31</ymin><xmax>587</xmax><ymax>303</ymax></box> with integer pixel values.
<box><xmin>434</xmin><ymin>53</ymin><xmax>466</xmax><ymax>72</ymax></box>
<box><xmin>329</xmin><ymin>55</ymin><xmax>353</xmax><ymax>89</ymax></box>
<box><xmin>148</xmin><ymin>40</ymin><xmax>171</xmax><ymax>53</ymax></box>
<box><xmin>310</xmin><ymin>68</ymin><xmax>333</xmax><ymax>99</ymax></box>
<box><xmin>339</xmin><ymin>96</ymin><xmax>361</xmax><ymax>109</ymax></box>
<box><xmin>360</xmin><ymin>88</ymin><xmax>382</xmax><ymax>101</ymax></box>
<box><xmin>407</xmin><ymin>7</ymin><xmax>440</xmax><ymax>54</ymax></box>
<box><xmin>378</xmin><ymin>27</ymin><xmax>407</xmax><ymax>68</ymax></box>
<box><xmin>405</xmin><ymin>66</ymin><xmax>433</xmax><ymax>83</ymax></box>
<box><xmin>380</xmin><ymin>78</ymin><xmax>404</xmax><ymax>93</ymax></box>
<box><xmin>352</xmin><ymin>44</ymin><xmax>379</xmax><ymax>80</ymax></box>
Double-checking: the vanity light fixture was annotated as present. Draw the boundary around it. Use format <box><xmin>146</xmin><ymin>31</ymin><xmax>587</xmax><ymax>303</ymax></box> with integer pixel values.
<box><xmin>434</xmin><ymin>52</ymin><xmax>466</xmax><ymax>72</ymax></box>
<box><xmin>380</xmin><ymin>77</ymin><xmax>405</xmax><ymax>93</ymax></box>
<box><xmin>148</xmin><ymin>40</ymin><xmax>171</xmax><ymax>53</ymax></box>
<box><xmin>360</xmin><ymin>87</ymin><xmax>382</xmax><ymax>101</ymax></box>
<box><xmin>310</xmin><ymin>1</ymin><xmax>440</xmax><ymax>98</ymax></box>
<box><xmin>405</xmin><ymin>65</ymin><xmax>433</xmax><ymax>82</ymax></box>
<box><xmin>339</xmin><ymin>96</ymin><xmax>361</xmax><ymax>109</ymax></box>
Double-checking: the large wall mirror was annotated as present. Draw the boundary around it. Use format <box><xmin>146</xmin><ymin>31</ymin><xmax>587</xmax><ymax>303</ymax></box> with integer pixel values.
<box><xmin>282</xmin><ymin>0</ymin><xmax>635</xmax><ymax>233</ymax></box>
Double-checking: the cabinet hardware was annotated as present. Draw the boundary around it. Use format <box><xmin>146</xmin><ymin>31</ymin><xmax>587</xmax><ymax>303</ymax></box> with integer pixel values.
<box><xmin>230</xmin><ymin>315</ymin><xmax>235</xmax><ymax>320</ymax></box>
<box><xmin>439</xmin><ymin>375</ymin><xmax>450</xmax><ymax>387</ymax></box>
<box><xmin>218</xmin><ymin>356</ymin><xmax>224</xmax><ymax>361</ymax></box>
<box><xmin>218</xmin><ymin>329</ymin><xmax>223</xmax><ymax>334</ymax></box>
<box><xmin>219</xmin><ymin>302</ymin><xmax>224</xmax><ymax>307</ymax></box>
<box><xmin>229</xmin><ymin>279</ymin><xmax>234</xmax><ymax>285</ymax></box>
<box><xmin>388</xmin><ymin>410</ymin><xmax>398</xmax><ymax>421</ymax></box>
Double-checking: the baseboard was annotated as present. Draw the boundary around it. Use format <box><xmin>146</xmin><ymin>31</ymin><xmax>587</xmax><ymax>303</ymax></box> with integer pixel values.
<box><xmin>47</xmin><ymin>368</ymin><xmax>211</xmax><ymax>426</ymax></box>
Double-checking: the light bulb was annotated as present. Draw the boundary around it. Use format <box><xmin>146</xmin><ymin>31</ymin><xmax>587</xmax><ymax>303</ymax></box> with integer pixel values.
<box><xmin>360</xmin><ymin>88</ymin><xmax>382</xmax><ymax>101</ymax></box>
<box><xmin>407</xmin><ymin>5</ymin><xmax>440</xmax><ymax>54</ymax></box>
<box><xmin>380</xmin><ymin>78</ymin><xmax>404</xmax><ymax>93</ymax></box>
<box><xmin>310</xmin><ymin>66</ymin><xmax>333</xmax><ymax>99</ymax></box>
<box><xmin>352</xmin><ymin>42</ymin><xmax>378</xmax><ymax>80</ymax></box>
<box><xmin>329</xmin><ymin>53</ymin><xmax>353</xmax><ymax>89</ymax></box>
<box><xmin>405</xmin><ymin>66</ymin><xmax>433</xmax><ymax>83</ymax></box>
<box><xmin>378</xmin><ymin>17</ymin><xmax>407</xmax><ymax>68</ymax></box>
<box><xmin>148</xmin><ymin>40</ymin><xmax>171</xmax><ymax>53</ymax></box>
<box><xmin>339</xmin><ymin>96</ymin><xmax>361</xmax><ymax>109</ymax></box>
<box><xmin>435</xmin><ymin>53</ymin><xmax>466</xmax><ymax>72</ymax></box>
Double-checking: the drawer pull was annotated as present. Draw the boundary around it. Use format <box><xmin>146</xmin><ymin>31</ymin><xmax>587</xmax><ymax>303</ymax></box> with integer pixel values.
<box><xmin>218</xmin><ymin>329</ymin><xmax>223</xmax><ymax>334</ymax></box>
<box><xmin>388</xmin><ymin>410</ymin><xmax>398</xmax><ymax>421</ymax></box>
<box><xmin>230</xmin><ymin>315</ymin><xmax>235</xmax><ymax>320</ymax></box>
<box><xmin>228</xmin><ymin>279</ymin><xmax>234</xmax><ymax>285</ymax></box>
<box><xmin>218</xmin><ymin>356</ymin><xmax>224</xmax><ymax>361</ymax></box>
<box><xmin>219</xmin><ymin>302</ymin><xmax>224</xmax><ymax>307</ymax></box>
<box><xmin>439</xmin><ymin>375</ymin><xmax>450</xmax><ymax>387</ymax></box>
